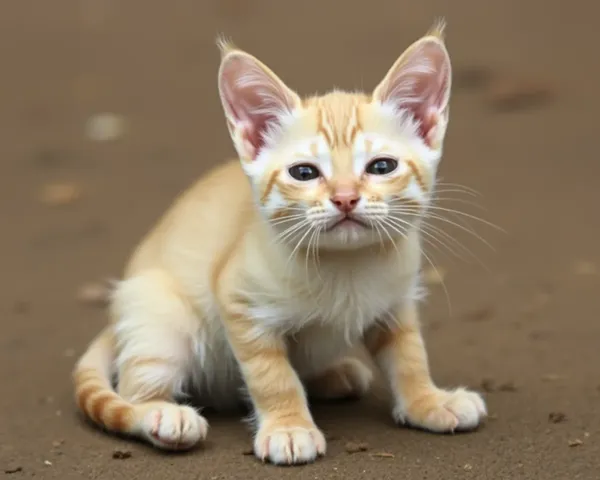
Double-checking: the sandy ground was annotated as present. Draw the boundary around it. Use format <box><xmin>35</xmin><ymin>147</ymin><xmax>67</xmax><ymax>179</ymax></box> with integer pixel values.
<box><xmin>1</xmin><ymin>0</ymin><xmax>600</xmax><ymax>478</ymax></box>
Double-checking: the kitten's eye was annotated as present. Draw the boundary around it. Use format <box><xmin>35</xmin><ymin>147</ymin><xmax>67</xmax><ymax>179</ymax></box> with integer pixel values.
<box><xmin>365</xmin><ymin>157</ymin><xmax>398</xmax><ymax>175</ymax></box>
<box><xmin>288</xmin><ymin>164</ymin><xmax>321</xmax><ymax>181</ymax></box>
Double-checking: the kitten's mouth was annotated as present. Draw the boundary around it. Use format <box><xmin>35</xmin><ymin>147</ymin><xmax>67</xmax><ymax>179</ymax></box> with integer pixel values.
<box><xmin>326</xmin><ymin>215</ymin><xmax>369</xmax><ymax>232</ymax></box>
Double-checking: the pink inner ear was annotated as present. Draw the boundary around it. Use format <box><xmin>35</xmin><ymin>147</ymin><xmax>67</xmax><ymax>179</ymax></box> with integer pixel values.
<box><xmin>219</xmin><ymin>54</ymin><xmax>297</xmax><ymax>160</ymax></box>
<box><xmin>378</xmin><ymin>40</ymin><xmax>450</xmax><ymax>144</ymax></box>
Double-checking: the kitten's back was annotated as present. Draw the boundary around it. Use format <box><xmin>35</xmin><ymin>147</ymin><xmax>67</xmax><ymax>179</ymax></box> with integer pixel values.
<box><xmin>123</xmin><ymin>159</ymin><xmax>255</xmax><ymax>284</ymax></box>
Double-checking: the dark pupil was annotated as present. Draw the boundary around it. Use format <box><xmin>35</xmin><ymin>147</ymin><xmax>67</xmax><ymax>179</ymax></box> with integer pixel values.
<box><xmin>290</xmin><ymin>164</ymin><xmax>319</xmax><ymax>181</ymax></box>
<box><xmin>368</xmin><ymin>158</ymin><xmax>396</xmax><ymax>175</ymax></box>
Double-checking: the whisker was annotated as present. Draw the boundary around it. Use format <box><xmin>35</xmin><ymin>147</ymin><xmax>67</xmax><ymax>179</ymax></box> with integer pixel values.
<box><xmin>384</xmin><ymin>216</ymin><xmax>456</xmax><ymax>265</ymax></box>
<box><xmin>419</xmin><ymin>221</ymin><xmax>489</xmax><ymax>270</ymax></box>
<box><xmin>434</xmin><ymin>180</ymin><xmax>483</xmax><ymax>196</ymax></box>
<box><xmin>388</xmin><ymin>209</ymin><xmax>496</xmax><ymax>252</ymax></box>
<box><xmin>425</xmin><ymin>196</ymin><xmax>488</xmax><ymax>211</ymax></box>
<box><xmin>379</xmin><ymin>216</ymin><xmax>452</xmax><ymax>315</ymax></box>
<box><xmin>285</xmin><ymin>224</ymin><xmax>314</xmax><ymax>275</ymax></box>
<box><xmin>422</xmin><ymin>206</ymin><xmax>505</xmax><ymax>232</ymax></box>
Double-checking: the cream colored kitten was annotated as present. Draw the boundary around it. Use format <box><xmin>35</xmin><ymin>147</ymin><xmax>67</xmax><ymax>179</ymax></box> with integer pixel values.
<box><xmin>73</xmin><ymin>22</ymin><xmax>486</xmax><ymax>465</ymax></box>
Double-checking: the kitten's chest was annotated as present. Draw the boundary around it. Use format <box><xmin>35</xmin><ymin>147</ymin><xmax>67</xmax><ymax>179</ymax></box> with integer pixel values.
<box><xmin>248</xmin><ymin>258</ymin><xmax>418</xmax><ymax>337</ymax></box>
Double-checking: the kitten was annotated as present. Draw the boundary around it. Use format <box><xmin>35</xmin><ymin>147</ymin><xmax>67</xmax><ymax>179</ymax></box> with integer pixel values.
<box><xmin>73</xmin><ymin>21</ymin><xmax>486</xmax><ymax>465</ymax></box>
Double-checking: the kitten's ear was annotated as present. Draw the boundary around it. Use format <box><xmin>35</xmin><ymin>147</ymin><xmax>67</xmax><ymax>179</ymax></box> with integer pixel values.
<box><xmin>372</xmin><ymin>23</ymin><xmax>451</xmax><ymax>148</ymax></box>
<box><xmin>217</xmin><ymin>39</ymin><xmax>301</xmax><ymax>161</ymax></box>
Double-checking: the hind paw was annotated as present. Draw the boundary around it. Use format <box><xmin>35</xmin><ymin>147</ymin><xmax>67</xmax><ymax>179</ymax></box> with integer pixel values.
<box><xmin>305</xmin><ymin>357</ymin><xmax>373</xmax><ymax>400</ymax></box>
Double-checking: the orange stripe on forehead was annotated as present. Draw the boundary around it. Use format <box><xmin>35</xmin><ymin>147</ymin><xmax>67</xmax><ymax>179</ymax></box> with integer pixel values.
<box><xmin>317</xmin><ymin>105</ymin><xmax>335</xmax><ymax>147</ymax></box>
<box><xmin>316</xmin><ymin>97</ymin><xmax>363</xmax><ymax>150</ymax></box>
<box><xmin>345</xmin><ymin>103</ymin><xmax>362</xmax><ymax>146</ymax></box>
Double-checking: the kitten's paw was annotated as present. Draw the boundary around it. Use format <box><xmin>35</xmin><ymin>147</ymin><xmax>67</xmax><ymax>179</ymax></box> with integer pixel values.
<box><xmin>394</xmin><ymin>387</ymin><xmax>487</xmax><ymax>433</ymax></box>
<box><xmin>140</xmin><ymin>404</ymin><xmax>209</xmax><ymax>450</ymax></box>
<box><xmin>306</xmin><ymin>357</ymin><xmax>373</xmax><ymax>400</ymax></box>
<box><xmin>254</xmin><ymin>421</ymin><xmax>326</xmax><ymax>465</ymax></box>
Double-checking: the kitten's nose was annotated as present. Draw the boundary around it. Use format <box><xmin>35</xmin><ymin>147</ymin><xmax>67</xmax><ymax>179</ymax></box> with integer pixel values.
<box><xmin>331</xmin><ymin>192</ymin><xmax>360</xmax><ymax>213</ymax></box>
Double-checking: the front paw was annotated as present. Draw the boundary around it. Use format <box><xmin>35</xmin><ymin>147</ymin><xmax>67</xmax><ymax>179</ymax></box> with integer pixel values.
<box><xmin>254</xmin><ymin>419</ymin><xmax>326</xmax><ymax>465</ymax></box>
<box><xmin>394</xmin><ymin>387</ymin><xmax>487</xmax><ymax>433</ymax></box>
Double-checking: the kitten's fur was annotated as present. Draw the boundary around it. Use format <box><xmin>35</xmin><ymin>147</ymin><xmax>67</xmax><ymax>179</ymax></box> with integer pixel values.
<box><xmin>73</xmin><ymin>22</ymin><xmax>486</xmax><ymax>465</ymax></box>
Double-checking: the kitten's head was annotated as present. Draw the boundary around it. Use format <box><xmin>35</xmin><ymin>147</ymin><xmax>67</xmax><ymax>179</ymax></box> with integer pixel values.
<box><xmin>217</xmin><ymin>22</ymin><xmax>451</xmax><ymax>251</ymax></box>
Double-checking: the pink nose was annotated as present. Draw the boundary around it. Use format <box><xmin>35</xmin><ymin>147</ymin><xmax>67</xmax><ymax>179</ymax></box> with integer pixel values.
<box><xmin>331</xmin><ymin>192</ymin><xmax>360</xmax><ymax>213</ymax></box>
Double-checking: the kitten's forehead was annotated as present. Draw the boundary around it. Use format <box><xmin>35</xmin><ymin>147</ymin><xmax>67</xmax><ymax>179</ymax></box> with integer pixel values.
<box><xmin>296</xmin><ymin>91</ymin><xmax>415</xmax><ymax>177</ymax></box>
<box><xmin>303</xmin><ymin>91</ymin><xmax>370</xmax><ymax>152</ymax></box>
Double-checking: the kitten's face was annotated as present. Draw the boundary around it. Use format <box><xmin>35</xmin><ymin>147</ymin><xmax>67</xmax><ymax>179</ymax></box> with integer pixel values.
<box><xmin>218</xmin><ymin>23</ymin><xmax>451</xmax><ymax>251</ymax></box>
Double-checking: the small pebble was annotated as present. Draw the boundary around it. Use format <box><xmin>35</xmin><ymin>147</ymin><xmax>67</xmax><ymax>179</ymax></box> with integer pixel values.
<box><xmin>85</xmin><ymin>113</ymin><xmax>127</xmax><ymax>142</ymax></box>
<box><xmin>44</xmin><ymin>460</ymin><xmax>52</xmax><ymax>466</ymax></box>
<box><xmin>548</xmin><ymin>412</ymin><xmax>567</xmax><ymax>424</ymax></box>
<box><xmin>77</xmin><ymin>281</ymin><xmax>111</xmax><ymax>307</ymax></box>
<box><xmin>63</xmin><ymin>348</ymin><xmax>76</xmax><ymax>358</ymax></box>
<box><xmin>112</xmin><ymin>450</ymin><xmax>132</xmax><ymax>460</ymax></box>
<box><xmin>463</xmin><ymin>463</ymin><xmax>473</xmax><ymax>471</ymax></box>
<box><xmin>345</xmin><ymin>441</ymin><xmax>369</xmax><ymax>454</ymax></box>
<box><xmin>568</xmin><ymin>438</ymin><xmax>583</xmax><ymax>448</ymax></box>
<box><xmin>573</xmin><ymin>261</ymin><xmax>597</xmax><ymax>276</ymax></box>
<box><xmin>38</xmin><ymin>182</ymin><xmax>82</xmax><ymax>207</ymax></box>
<box><xmin>370</xmin><ymin>452</ymin><xmax>394</xmax><ymax>458</ymax></box>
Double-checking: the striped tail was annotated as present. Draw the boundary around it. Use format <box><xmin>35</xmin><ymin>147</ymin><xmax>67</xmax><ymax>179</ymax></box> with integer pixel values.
<box><xmin>73</xmin><ymin>328</ymin><xmax>135</xmax><ymax>433</ymax></box>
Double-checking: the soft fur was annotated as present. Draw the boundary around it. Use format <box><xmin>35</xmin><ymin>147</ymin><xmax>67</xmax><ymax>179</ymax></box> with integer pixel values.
<box><xmin>73</xmin><ymin>21</ymin><xmax>486</xmax><ymax>465</ymax></box>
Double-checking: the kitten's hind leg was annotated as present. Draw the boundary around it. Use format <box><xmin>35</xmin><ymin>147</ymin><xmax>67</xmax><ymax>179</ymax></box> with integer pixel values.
<box><xmin>112</xmin><ymin>270</ymin><xmax>209</xmax><ymax>450</ymax></box>
<box><xmin>304</xmin><ymin>357</ymin><xmax>373</xmax><ymax>401</ymax></box>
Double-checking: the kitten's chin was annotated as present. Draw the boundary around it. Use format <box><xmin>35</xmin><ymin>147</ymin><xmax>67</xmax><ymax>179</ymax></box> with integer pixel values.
<box><xmin>317</xmin><ymin>226</ymin><xmax>381</xmax><ymax>251</ymax></box>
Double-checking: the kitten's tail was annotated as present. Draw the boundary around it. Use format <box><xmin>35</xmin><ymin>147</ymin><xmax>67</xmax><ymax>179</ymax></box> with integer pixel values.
<box><xmin>72</xmin><ymin>327</ymin><xmax>135</xmax><ymax>432</ymax></box>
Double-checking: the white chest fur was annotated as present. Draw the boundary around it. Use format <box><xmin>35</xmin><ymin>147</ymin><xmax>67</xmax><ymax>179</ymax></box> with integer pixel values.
<box><xmin>244</xmin><ymin>241</ymin><xmax>422</xmax><ymax>340</ymax></box>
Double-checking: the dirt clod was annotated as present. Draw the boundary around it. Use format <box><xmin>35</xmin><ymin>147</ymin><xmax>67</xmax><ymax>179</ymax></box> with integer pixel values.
<box><xmin>463</xmin><ymin>463</ymin><xmax>473</xmax><ymax>471</ymax></box>
<box><xmin>453</xmin><ymin>65</ymin><xmax>494</xmax><ymax>91</ymax></box>
<box><xmin>481</xmin><ymin>378</ymin><xmax>496</xmax><ymax>392</ymax></box>
<box><xmin>568</xmin><ymin>438</ymin><xmax>583</xmax><ymax>448</ymax></box>
<box><xmin>463</xmin><ymin>306</ymin><xmax>494</xmax><ymax>322</ymax></box>
<box><xmin>112</xmin><ymin>450</ymin><xmax>132</xmax><ymax>460</ymax></box>
<box><xmin>548</xmin><ymin>412</ymin><xmax>567</xmax><ymax>423</ymax></box>
<box><xmin>241</xmin><ymin>447</ymin><xmax>254</xmax><ymax>456</ymax></box>
<box><xmin>498</xmin><ymin>381</ymin><xmax>518</xmax><ymax>392</ymax></box>
<box><xmin>345</xmin><ymin>441</ymin><xmax>369</xmax><ymax>454</ymax></box>
<box><xmin>4</xmin><ymin>467</ymin><xmax>23</xmax><ymax>474</ymax></box>
<box><xmin>486</xmin><ymin>77</ymin><xmax>554</xmax><ymax>112</ymax></box>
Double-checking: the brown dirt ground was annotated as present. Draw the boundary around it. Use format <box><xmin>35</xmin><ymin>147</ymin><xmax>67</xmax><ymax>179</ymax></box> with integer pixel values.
<box><xmin>1</xmin><ymin>1</ymin><xmax>599</xmax><ymax>479</ymax></box>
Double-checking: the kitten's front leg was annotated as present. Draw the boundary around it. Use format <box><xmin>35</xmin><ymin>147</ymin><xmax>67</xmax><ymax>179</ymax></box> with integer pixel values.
<box><xmin>222</xmin><ymin>307</ymin><xmax>326</xmax><ymax>465</ymax></box>
<box><xmin>364</xmin><ymin>301</ymin><xmax>487</xmax><ymax>433</ymax></box>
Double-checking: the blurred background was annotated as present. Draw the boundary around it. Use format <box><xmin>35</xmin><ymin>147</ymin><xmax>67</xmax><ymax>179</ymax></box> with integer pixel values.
<box><xmin>1</xmin><ymin>0</ymin><xmax>599</xmax><ymax>478</ymax></box>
